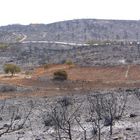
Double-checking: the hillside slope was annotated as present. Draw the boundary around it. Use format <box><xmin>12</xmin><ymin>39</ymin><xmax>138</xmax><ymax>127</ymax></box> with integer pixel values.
<box><xmin>1</xmin><ymin>19</ymin><xmax>140</xmax><ymax>71</ymax></box>
<box><xmin>1</xmin><ymin>19</ymin><xmax>140</xmax><ymax>43</ymax></box>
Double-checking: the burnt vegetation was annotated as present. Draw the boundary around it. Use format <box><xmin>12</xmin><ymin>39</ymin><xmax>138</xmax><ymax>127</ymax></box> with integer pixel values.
<box><xmin>0</xmin><ymin>19</ymin><xmax>140</xmax><ymax>139</ymax></box>
<box><xmin>40</xmin><ymin>92</ymin><xmax>130</xmax><ymax>140</ymax></box>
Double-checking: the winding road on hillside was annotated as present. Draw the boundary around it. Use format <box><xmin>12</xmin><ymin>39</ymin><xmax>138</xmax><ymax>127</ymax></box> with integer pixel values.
<box><xmin>22</xmin><ymin>40</ymin><xmax>90</xmax><ymax>46</ymax></box>
<box><xmin>18</xmin><ymin>33</ymin><xmax>91</xmax><ymax>46</ymax></box>
<box><xmin>19</xmin><ymin>34</ymin><xmax>27</xmax><ymax>42</ymax></box>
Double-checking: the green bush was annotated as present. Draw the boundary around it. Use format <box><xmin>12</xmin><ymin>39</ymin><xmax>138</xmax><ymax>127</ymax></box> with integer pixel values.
<box><xmin>25</xmin><ymin>71</ymin><xmax>32</xmax><ymax>75</ymax></box>
<box><xmin>0</xmin><ymin>43</ymin><xmax>9</xmax><ymax>50</ymax></box>
<box><xmin>53</xmin><ymin>70</ymin><xmax>68</xmax><ymax>81</ymax></box>
<box><xmin>65</xmin><ymin>60</ymin><xmax>73</xmax><ymax>65</ymax></box>
<box><xmin>3</xmin><ymin>64</ymin><xmax>21</xmax><ymax>76</ymax></box>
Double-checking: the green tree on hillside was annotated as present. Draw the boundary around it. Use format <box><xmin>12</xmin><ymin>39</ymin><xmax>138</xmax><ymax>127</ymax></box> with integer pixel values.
<box><xmin>3</xmin><ymin>64</ymin><xmax>21</xmax><ymax>76</ymax></box>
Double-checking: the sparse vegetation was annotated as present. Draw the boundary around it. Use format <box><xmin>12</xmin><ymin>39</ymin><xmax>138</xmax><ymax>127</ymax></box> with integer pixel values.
<box><xmin>3</xmin><ymin>63</ymin><xmax>21</xmax><ymax>76</ymax></box>
<box><xmin>25</xmin><ymin>71</ymin><xmax>32</xmax><ymax>75</ymax></box>
<box><xmin>86</xmin><ymin>40</ymin><xmax>123</xmax><ymax>46</ymax></box>
<box><xmin>65</xmin><ymin>60</ymin><xmax>75</xmax><ymax>69</ymax></box>
<box><xmin>65</xmin><ymin>60</ymin><xmax>73</xmax><ymax>65</ymax></box>
<box><xmin>0</xmin><ymin>43</ymin><xmax>9</xmax><ymax>49</ymax></box>
<box><xmin>16</xmin><ymin>36</ymin><xmax>23</xmax><ymax>42</ymax></box>
<box><xmin>43</xmin><ymin>64</ymin><xmax>49</xmax><ymax>69</ymax></box>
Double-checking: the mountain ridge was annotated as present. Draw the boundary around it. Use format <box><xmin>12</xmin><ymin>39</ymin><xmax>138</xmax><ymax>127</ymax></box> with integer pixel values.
<box><xmin>1</xmin><ymin>19</ymin><xmax>140</xmax><ymax>43</ymax></box>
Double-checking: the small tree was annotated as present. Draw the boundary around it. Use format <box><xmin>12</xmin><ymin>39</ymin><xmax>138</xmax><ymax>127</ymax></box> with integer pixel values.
<box><xmin>87</xmin><ymin>94</ymin><xmax>104</xmax><ymax>140</ymax></box>
<box><xmin>101</xmin><ymin>92</ymin><xmax>128</xmax><ymax>135</ymax></box>
<box><xmin>43</xmin><ymin>97</ymin><xmax>81</xmax><ymax>140</ymax></box>
<box><xmin>53</xmin><ymin>70</ymin><xmax>68</xmax><ymax>81</ymax></box>
<box><xmin>3</xmin><ymin>64</ymin><xmax>21</xmax><ymax>76</ymax></box>
<box><xmin>87</xmin><ymin>92</ymin><xmax>127</xmax><ymax>139</ymax></box>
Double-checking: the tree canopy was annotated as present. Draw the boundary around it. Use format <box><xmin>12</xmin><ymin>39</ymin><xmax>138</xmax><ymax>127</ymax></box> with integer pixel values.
<box><xmin>3</xmin><ymin>64</ymin><xmax>21</xmax><ymax>76</ymax></box>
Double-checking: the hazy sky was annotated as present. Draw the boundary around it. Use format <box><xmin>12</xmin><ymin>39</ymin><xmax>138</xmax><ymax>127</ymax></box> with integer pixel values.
<box><xmin>0</xmin><ymin>0</ymin><xmax>140</xmax><ymax>26</ymax></box>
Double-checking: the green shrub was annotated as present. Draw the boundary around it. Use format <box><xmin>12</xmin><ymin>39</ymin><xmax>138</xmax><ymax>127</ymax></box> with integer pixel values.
<box><xmin>25</xmin><ymin>71</ymin><xmax>32</xmax><ymax>75</ymax></box>
<box><xmin>0</xmin><ymin>43</ymin><xmax>9</xmax><ymax>50</ymax></box>
<box><xmin>53</xmin><ymin>70</ymin><xmax>68</xmax><ymax>81</ymax></box>
<box><xmin>65</xmin><ymin>60</ymin><xmax>73</xmax><ymax>65</ymax></box>
<box><xmin>3</xmin><ymin>64</ymin><xmax>21</xmax><ymax>76</ymax></box>
<box><xmin>16</xmin><ymin>37</ymin><xmax>23</xmax><ymax>42</ymax></box>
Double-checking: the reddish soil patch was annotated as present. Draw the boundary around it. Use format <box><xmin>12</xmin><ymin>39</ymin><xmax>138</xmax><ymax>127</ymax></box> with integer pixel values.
<box><xmin>19</xmin><ymin>64</ymin><xmax>140</xmax><ymax>89</ymax></box>
<box><xmin>1</xmin><ymin>64</ymin><xmax>140</xmax><ymax>99</ymax></box>
<box><xmin>66</xmin><ymin>65</ymin><xmax>127</xmax><ymax>81</ymax></box>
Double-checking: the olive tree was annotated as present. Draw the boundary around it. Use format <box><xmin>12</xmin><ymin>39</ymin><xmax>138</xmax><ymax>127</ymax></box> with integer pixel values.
<box><xmin>3</xmin><ymin>64</ymin><xmax>21</xmax><ymax>76</ymax></box>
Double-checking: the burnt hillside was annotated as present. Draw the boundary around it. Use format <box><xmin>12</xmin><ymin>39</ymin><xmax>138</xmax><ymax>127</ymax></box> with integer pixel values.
<box><xmin>1</xmin><ymin>19</ymin><xmax>140</xmax><ymax>43</ymax></box>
